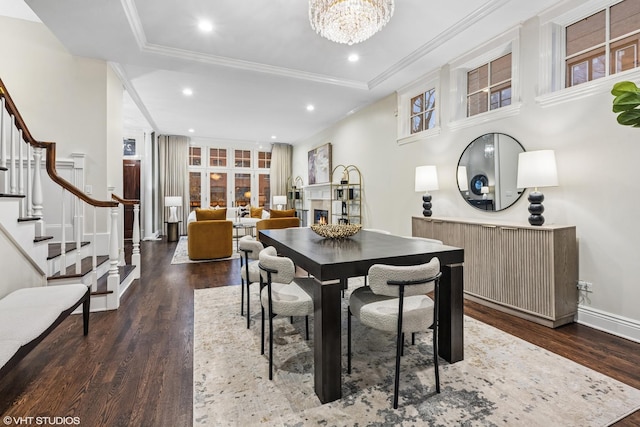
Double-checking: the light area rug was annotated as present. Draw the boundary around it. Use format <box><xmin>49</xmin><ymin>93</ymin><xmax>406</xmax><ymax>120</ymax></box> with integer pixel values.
<box><xmin>194</xmin><ymin>280</ymin><xmax>640</xmax><ymax>426</ymax></box>
<box><xmin>171</xmin><ymin>236</ymin><xmax>239</xmax><ymax>264</ymax></box>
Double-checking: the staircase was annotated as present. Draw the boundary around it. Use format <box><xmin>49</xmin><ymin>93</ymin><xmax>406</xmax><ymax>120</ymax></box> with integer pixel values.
<box><xmin>0</xmin><ymin>79</ymin><xmax>140</xmax><ymax>311</ymax></box>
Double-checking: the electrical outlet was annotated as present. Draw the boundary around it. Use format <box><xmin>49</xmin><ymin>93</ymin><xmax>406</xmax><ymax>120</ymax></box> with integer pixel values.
<box><xmin>577</xmin><ymin>280</ymin><xmax>593</xmax><ymax>292</ymax></box>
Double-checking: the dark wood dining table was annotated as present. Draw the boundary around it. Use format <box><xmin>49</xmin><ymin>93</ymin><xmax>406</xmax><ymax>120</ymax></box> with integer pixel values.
<box><xmin>259</xmin><ymin>227</ymin><xmax>465</xmax><ymax>404</ymax></box>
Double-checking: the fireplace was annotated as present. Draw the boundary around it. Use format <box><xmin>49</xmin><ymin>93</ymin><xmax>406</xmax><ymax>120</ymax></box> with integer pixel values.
<box><xmin>314</xmin><ymin>209</ymin><xmax>328</xmax><ymax>224</ymax></box>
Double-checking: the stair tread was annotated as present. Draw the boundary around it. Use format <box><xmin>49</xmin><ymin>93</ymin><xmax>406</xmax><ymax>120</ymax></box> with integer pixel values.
<box><xmin>47</xmin><ymin>241</ymin><xmax>90</xmax><ymax>260</ymax></box>
<box><xmin>0</xmin><ymin>193</ymin><xmax>25</xmax><ymax>198</ymax></box>
<box><xmin>18</xmin><ymin>216</ymin><xmax>41</xmax><ymax>222</ymax></box>
<box><xmin>48</xmin><ymin>255</ymin><xmax>109</xmax><ymax>279</ymax></box>
<box><xmin>93</xmin><ymin>265</ymin><xmax>136</xmax><ymax>295</ymax></box>
<box><xmin>34</xmin><ymin>235</ymin><xmax>54</xmax><ymax>243</ymax></box>
<box><xmin>0</xmin><ymin>166</ymin><xmax>7</xmax><ymax>171</ymax></box>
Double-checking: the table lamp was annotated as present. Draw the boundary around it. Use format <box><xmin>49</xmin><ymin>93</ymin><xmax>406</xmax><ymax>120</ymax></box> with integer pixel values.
<box><xmin>165</xmin><ymin>196</ymin><xmax>182</xmax><ymax>223</ymax></box>
<box><xmin>273</xmin><ymin>195</ymin><xmax>287</xmax><ymax>210</ymax></box>
<box><xmin>516</xmin><ymin>150</ymin><xmax>558</xmax><ymax>226</ymax></box>
<box><xmin>457</xmin><ymin>166</ymin><xmax>469</xmax><ymax>193</ymax></box>
<box><xmin>415</xmin><ymin>165</ymin><xmax>439</xmax><ymax>217</ymax></box>
<box><xmin>481</xmin><ymin>186</ymin><xmax>489</xmax><ymax>200</ymax></box>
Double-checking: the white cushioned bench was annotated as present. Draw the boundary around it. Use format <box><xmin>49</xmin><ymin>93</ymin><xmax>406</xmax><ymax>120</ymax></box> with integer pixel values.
<box><xmin>0</xmin><ymin>284</ymin><xmax>90</xmax><ymax>377</ymax></box>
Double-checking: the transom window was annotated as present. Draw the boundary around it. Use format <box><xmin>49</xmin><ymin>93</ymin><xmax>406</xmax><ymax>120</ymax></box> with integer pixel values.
<box><xmin>566</xmin><ymin>0</ymin><xmax>640</xmax><ymax>88</ymax></box>
<box><xmin>189</xmin><ymin>147</ymin><xmax>201</xmax><ymax>166</ymax></box>
<box><xmin>209</xmin><ymin>148</ymin><xmax>227</xmax><ymax>167</ymax></box>
<box><xmin>234</xmin><ymin>150</ymin><xmax>251</xmax><ymax>168</ymax></box>
<box><xmin>410</xmin><ymin>89</ymin><xmax>436</xmax><ymax>134</ymax></box>
<box><xmin>467</xmin><ymin>53</ymin><xmax>512</xmax><ymax>117</ymax></box>
<box><xmin>258</xmin><ymin>151</ymin><xmax>272</xmax><ymax>169</ymax></box>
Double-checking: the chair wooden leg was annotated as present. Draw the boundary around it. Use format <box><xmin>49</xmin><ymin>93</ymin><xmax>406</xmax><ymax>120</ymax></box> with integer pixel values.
<box><xmin>401</xmin><ymin>332</ymin><xmax>405</xmax><ymax>357</ymax></box>
<box><xmin>411</xmin><ymin>332</ymin><xmax>415</xmax><ymax>345</ymax></box>
<box><xmin>347</xmin><ymin>307</ymin><xmax>352</xmax><ymax>374</ymax></box>
<box><xmin>305</xmin><ymin>315</ymin><xmax>309</xmax><ymax>340</ymax></box>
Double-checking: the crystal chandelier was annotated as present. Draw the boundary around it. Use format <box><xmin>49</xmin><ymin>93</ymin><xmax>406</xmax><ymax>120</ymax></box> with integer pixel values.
<box><xmin>309</xmin><ymin>0</ymin><xmax>395</xmax><ymax>45</ymax></box>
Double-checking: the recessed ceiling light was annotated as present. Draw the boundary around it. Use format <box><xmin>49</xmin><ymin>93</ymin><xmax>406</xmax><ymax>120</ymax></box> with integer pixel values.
<box><xmin>198</xmin><ymin>20</ymin><xmax>213</xmax><ymax>32</ymax></box>
<box><xmin>271</xmin><ymin>135</ymin><xmax>277</xmax><ymax>139</ymax></box>
<box><xmin>182</xmin><ymin>88</ymin><xmax>193</xmax><ymax>96</ymax></box>
<box><xmin>306</xmin><ymin>104</ymin><xmax>315</xmax><ymax>112</ymax></box>
<box><xmin>348</xmin><ymin>54</ymin><xmax>359</xmax><ymax>62</ymax></box>
<box><xmin>188</xmin><ymin>128</ymin><xmax>195</xmax><ymax>133</ymax></box>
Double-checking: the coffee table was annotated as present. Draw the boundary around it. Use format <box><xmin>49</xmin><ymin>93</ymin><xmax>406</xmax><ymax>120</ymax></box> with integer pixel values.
<box><xmin>233</xmin><ymin>223</ymin><xmax>255</xmax><ymax>251</ymax></box>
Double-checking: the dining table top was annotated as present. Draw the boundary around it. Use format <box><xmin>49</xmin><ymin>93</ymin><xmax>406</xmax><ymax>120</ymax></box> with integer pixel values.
<box><xmin>259</xmin><ymin>227</ymin><xmax>464</xmax><ymax>282</ymax></box>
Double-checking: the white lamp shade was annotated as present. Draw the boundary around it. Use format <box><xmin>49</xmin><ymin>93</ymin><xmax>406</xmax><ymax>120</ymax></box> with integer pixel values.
<box><xmin>480</xmin><ymin>186</ymin><xmax>489</xmax><ymax>194</ymax></box>
<box><xmin>164</xmin><ymin>196</ymin><xmax>182</xmax><ymax>207</ymax></box>
<box><xmin>165</xmin><ymin>196</ymin><xmax>182</xmax><ymax>223</ymax></box>
<box><xmin>415</xmin><ymin>165</ymin><xmax>439</xmax><ymax>192</ymax></box>
<box><xmin>516</xmin><ymin>150</ymin><xmax>558</xmax><ymax>189</ymax></box>
<box><xmin>273</xmin><ymin>195</ymin><xmax>287</xmax><ymax>206</ymax></box>
<box><xmin>457</xmin><ymin>166</ymin><xmax>469</xmax><ymax>191</ymax></box>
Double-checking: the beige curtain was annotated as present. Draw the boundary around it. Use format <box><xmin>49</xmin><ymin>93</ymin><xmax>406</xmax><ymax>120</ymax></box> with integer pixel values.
<box><xmin>270</xmin><ymin>143</ymin><xmax>292</xmax><ymax>205</ymax></box>
<box><xmin>158</xmin><ymin>135</ymin><xmax>190</xmax><ymax>235</ymax></box>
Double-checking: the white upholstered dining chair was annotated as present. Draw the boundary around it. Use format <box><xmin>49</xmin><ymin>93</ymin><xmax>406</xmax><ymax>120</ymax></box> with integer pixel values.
<box><xmin>238</xmin><ymin>235</ymin><xmax>264</xmax><ymax>329</ymax></box>
<box><xmin>258</xmin><ymin>246</ymin><xmax>314</xmax><ymax>380</ymax></box>
<box><xmin>347</xmin><ymin>257</ymin><xmax>442</xmax><ymax>409</ymax></box>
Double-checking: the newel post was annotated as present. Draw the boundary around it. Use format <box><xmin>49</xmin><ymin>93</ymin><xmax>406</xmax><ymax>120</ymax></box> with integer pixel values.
<box><xmin>132</xmin><ymin>203</ymin><xmax>141</xmax><ymax>278</ymax></box>
<box><xmin>107</xmin><ymin>206</ymin><xmax>120</xmax><ymax>310</ymax></box>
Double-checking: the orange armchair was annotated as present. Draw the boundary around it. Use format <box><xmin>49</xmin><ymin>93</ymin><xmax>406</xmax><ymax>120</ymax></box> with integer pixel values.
<box><xmin>187</xmin><ymin>220</ymin><xmax>233</xmax><ymax>260</ymax></box>
<box><xmin>255</xmin><ymin>217</ymin><xmax>300</xmax><ymax>241</ymax></box>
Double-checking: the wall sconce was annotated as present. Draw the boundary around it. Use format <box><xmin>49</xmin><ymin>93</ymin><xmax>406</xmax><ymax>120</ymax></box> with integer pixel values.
<box><xmin>415</xmin><ymin>165</ymin><xmax>439</xmax><ymax>217</ymax></box>
<box><xmin>516</xmin><ymin>150</ymin><xmax>558</xmax><ymax>226</ymax></box>
<box><xmin>164</xmin><ymin>196</ymin><xmax>182</xmax><ymax>223</ymax></box>
<box><xmin>273</xmin><ymin>195</ymin><xmax>287</xmax><ymax>210</ymax></box>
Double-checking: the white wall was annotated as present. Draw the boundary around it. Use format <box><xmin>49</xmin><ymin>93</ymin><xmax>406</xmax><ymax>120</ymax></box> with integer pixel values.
<box><xmin>293</xmin><ymin>14</ymin><xmax>640</xmax><ymax>339</ymax></box>
<box><xmin>0</xmin><ymin>16</ymin><xmax>122</xmax><ymax>234</ymax></box>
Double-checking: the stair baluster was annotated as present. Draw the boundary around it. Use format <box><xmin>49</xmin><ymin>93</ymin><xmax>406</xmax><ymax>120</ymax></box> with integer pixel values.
<box><xmin>1</xmin><ymin>78</ymin><xmax>135</xmax><ymax>311</ymax></box>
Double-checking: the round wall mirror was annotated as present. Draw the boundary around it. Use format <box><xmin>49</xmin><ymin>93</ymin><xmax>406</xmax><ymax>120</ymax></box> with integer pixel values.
<box><xmin>457</xmin><ymin>133</ymin><xmax>525</xmax><ymax>212</ymax></box>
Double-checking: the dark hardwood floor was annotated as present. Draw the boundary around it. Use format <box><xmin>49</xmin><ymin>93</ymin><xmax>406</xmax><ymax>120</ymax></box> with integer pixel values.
<box><xmin>0</xmin><ymin>239</ymin><xmax>638</xmax><ymax>426</ymax></box>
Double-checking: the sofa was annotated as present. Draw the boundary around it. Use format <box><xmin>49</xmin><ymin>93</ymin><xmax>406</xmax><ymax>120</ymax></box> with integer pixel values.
<box><xmin>255</xmin><ymin>209</ymin><xmax>300</xmax><ymax>241</ymax></box>
<box><xmin>187</xmin><ymin>208</ymin><xmax>233</xmax><ymax>260</ymax></box>
<box><xmin>187</xmin><ymin>206</ymin><xmax>269</xmax><ymax>228</ymax></box>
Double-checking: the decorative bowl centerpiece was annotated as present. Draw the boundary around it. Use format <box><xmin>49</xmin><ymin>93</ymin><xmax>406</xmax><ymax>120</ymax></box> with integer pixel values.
<box><xmin>310</xmin><ymin>223</ymin><xmax>362</xmax><ymax>239</ymax></box>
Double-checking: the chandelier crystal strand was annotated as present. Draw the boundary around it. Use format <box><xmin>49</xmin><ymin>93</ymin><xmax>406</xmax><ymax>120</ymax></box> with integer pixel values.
<box><xmin>309</xmin><ymin>0</ymin><xmax>395</xmax><ymax>45</ymax></box>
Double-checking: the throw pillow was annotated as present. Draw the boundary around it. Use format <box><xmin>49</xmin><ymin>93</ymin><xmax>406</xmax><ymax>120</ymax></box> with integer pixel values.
<box><xmin>269</xmin><ymin>209</ymin><xmax>296</xmax><ymax>218</ymax></box>
<box><xmin>250</xmin><ymin>207</ymin><xmax>263</xmax><ymax>218</ymax></box>
<box><xmin>196</xmin><ymin>208</ymin><xmax>226</xmax><ymax>221</ymax></box>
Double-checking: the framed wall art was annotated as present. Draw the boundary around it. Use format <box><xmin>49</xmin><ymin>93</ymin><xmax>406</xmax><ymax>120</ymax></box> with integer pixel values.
<box><xmin>308</xmin><ymin>142</ymin><xmax>332</xmax><ymax>185</ymax></box>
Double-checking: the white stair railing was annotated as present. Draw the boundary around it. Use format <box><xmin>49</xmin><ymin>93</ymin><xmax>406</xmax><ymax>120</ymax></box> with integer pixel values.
<box><xmin>0</xmin><ymin>78</ymin><xmax>135</xmax><ymax>311</ymax></box>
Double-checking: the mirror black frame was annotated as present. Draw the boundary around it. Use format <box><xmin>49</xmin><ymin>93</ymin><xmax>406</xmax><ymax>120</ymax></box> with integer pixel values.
<box><xmin>457</xmin><ymin>133</ymin><xmax>526</xmax><ymax>212</ymax></box>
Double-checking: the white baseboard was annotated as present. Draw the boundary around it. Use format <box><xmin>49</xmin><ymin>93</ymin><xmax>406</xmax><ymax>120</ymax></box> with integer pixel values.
<box><xmin>576</xmin><ymin>305</ymin><xmax>640</xmax><ymax>344</ymax></box>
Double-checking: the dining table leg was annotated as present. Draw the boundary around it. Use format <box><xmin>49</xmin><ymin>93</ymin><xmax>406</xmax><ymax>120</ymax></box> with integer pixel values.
<box><xmin>439</xmin><ymin>264</ymin><xmax>464</xmax><ymax>363</ymax></box>
<box><xmin>313</xmin><ymin>278</ymin><xmax>343</xmax><ymax>403</ymax></box>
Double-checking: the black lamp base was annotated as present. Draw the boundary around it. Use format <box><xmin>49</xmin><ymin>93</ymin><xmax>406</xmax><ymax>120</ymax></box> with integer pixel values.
<box><xmin>422</xmin><ymin>193</ymin><xmax>432</xmax><ymax>217</ymax></box>
<box><xmin>527</xmin><ymin>191</ymin><xmax>545</xmax><ymax>226</ymax></box>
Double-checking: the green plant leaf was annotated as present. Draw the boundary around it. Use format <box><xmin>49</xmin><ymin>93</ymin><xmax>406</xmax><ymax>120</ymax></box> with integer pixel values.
<box><xmin>612</xmin><ymin>81</ymin><xmax>639</xmax><ymax>96</ymax></box>
<box><xmin>612</xmin><ymin>91</ymin><xmax>640</xmax><ymax>112</ymax></box>
<box><xmin>617</xmin><ymin>109</ymin><xmax>640</xmax><ymax>127</ymax></box>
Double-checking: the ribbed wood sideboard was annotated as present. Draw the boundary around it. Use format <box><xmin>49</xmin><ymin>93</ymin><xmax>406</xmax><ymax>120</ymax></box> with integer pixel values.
<box><xmin>412</xmin><ymin>217</ymin><xmax>578</xmax><ymax>327</ymax></box>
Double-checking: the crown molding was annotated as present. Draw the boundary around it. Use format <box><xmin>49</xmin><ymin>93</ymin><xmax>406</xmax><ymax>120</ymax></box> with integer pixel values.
<box><xmin>109</xmin><ymin>62</ymin><xmax>159</xmax><ymax>132</ymax></box>
<box><xmin>368</xmin><ymin>0</ymin><xmax>512</xmax><ymax>89</ymax></box>
<box><xmin>120</xmin><ymin>0</ymin><xmax>368</xmax><ymax>90</ymax></box>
